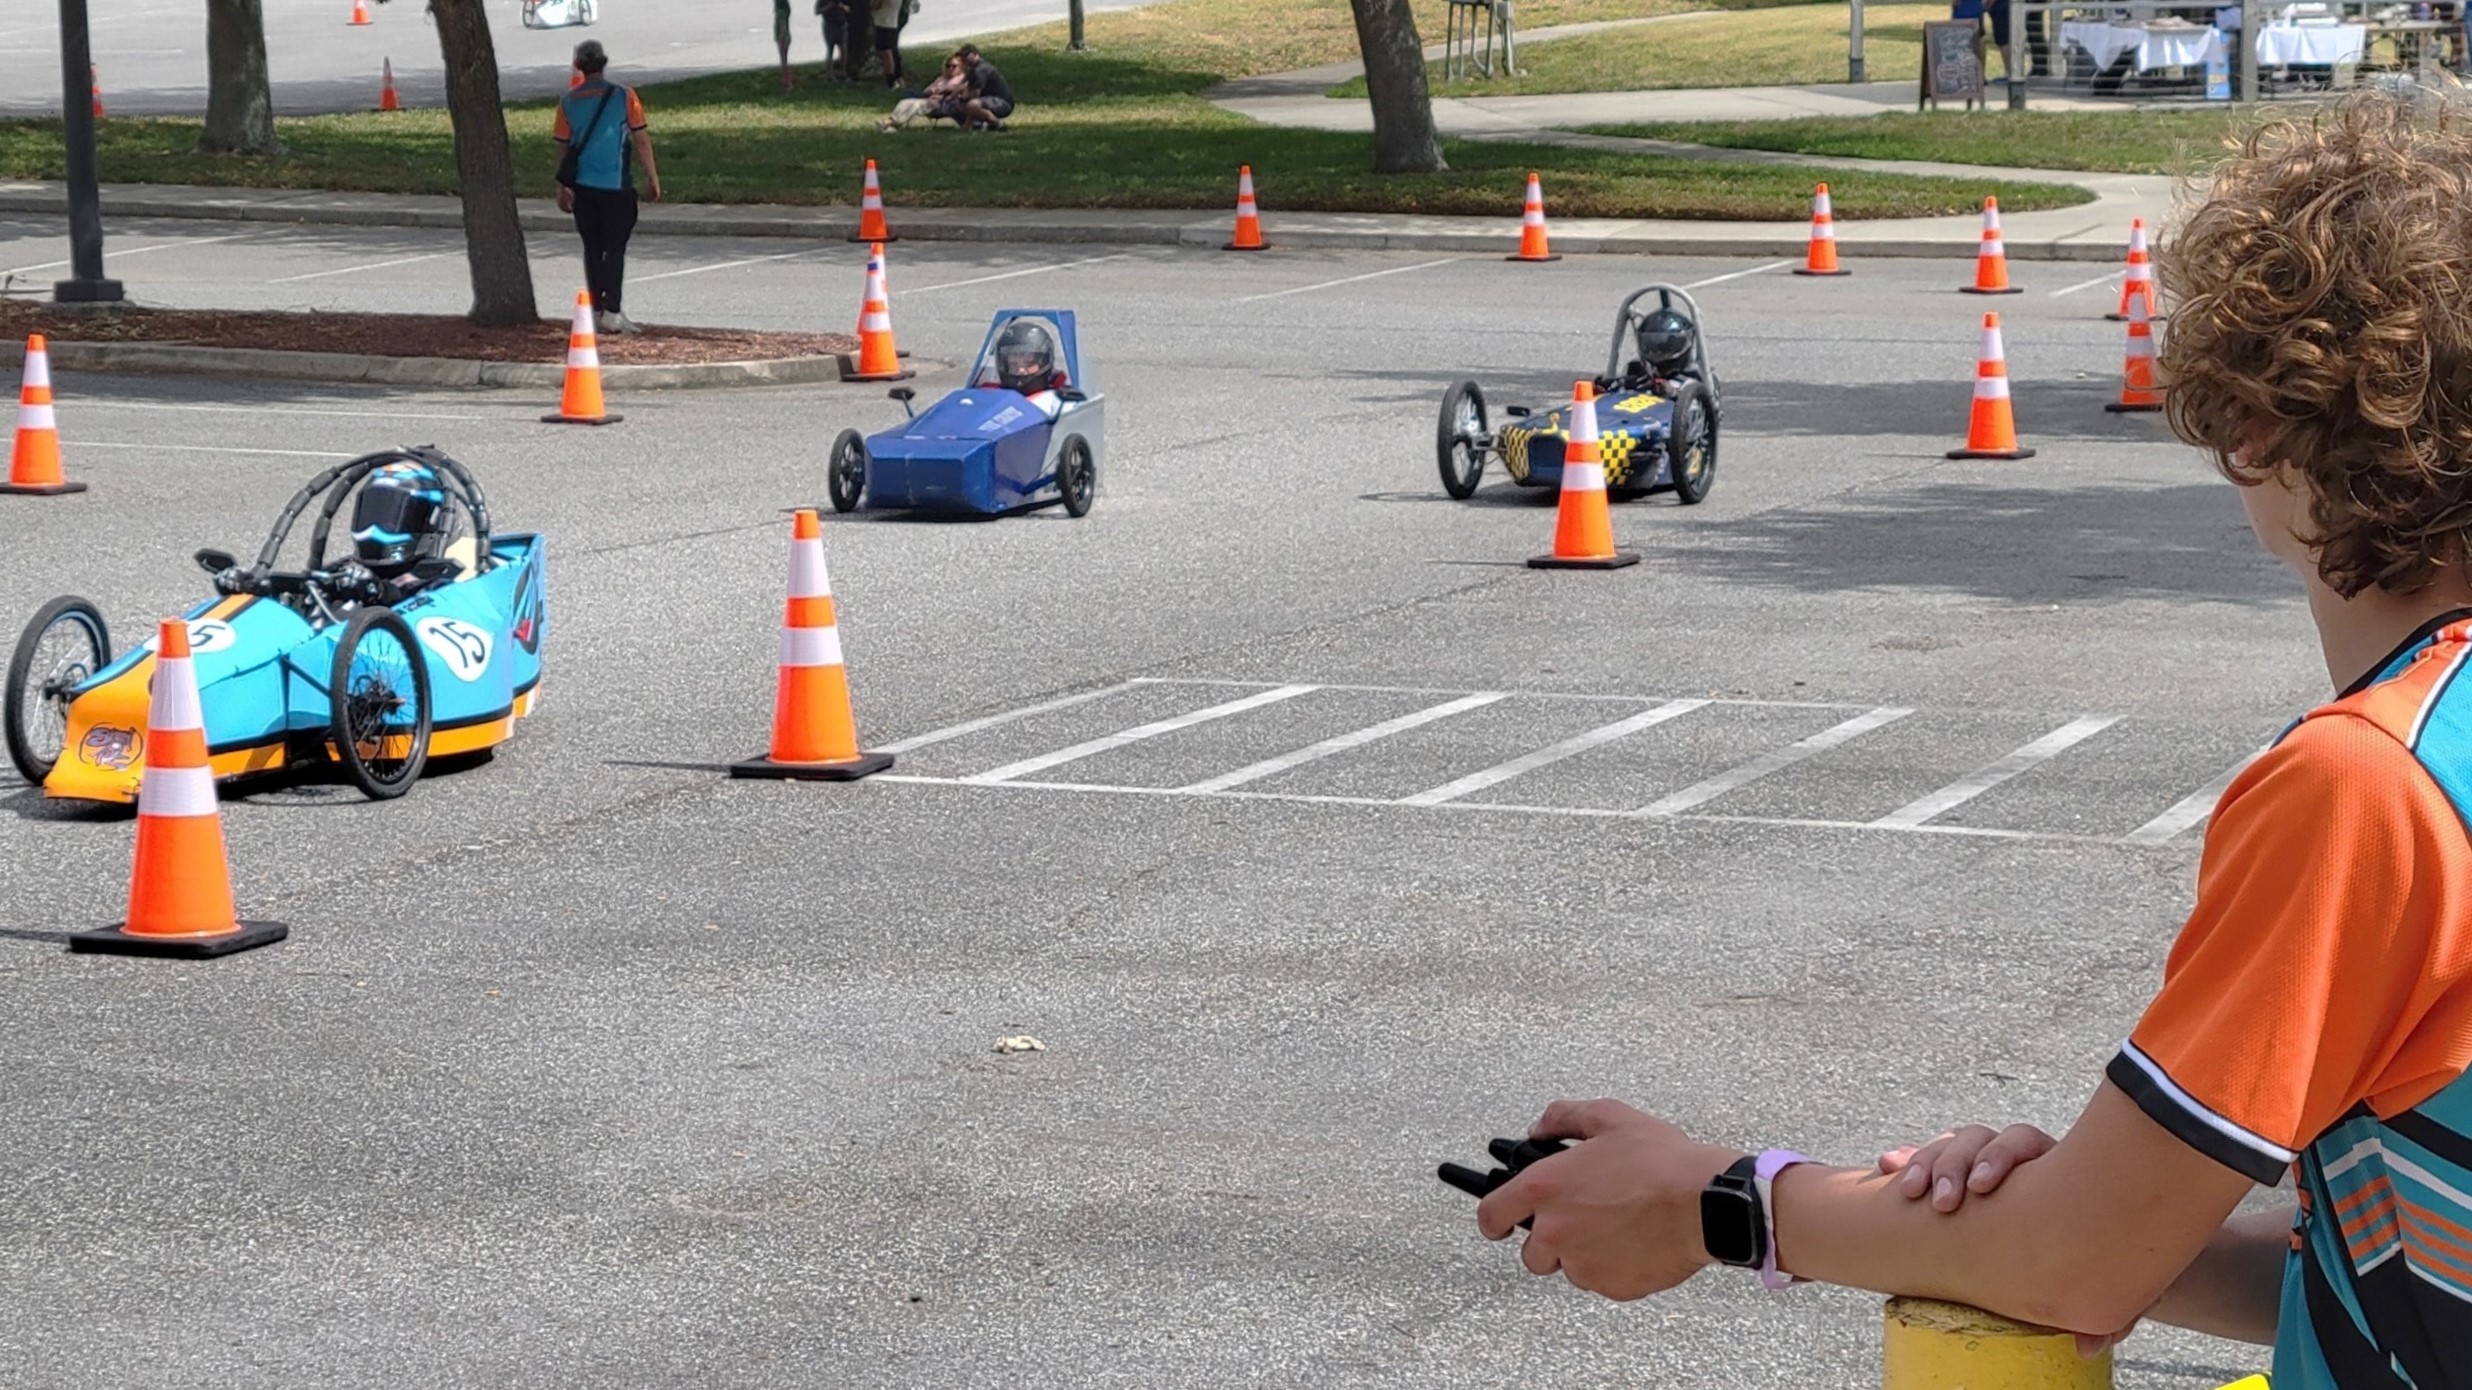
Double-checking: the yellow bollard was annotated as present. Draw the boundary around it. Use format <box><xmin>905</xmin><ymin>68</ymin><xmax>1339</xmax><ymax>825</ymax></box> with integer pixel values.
<box><xmin>1883</xmin><ymin>1298</ymin><xmax>2113</xmax><ymax>1390</ymax></box>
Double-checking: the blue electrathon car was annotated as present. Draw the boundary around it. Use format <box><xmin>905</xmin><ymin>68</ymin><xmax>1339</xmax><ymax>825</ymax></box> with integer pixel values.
<box><xmin>829</xmin><ymin>308</ymin><xmax>1104</xmax><ymax>518</ymax></box>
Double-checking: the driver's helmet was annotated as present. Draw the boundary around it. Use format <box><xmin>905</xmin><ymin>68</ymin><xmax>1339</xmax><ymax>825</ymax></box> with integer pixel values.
<box><xmin>992</xmin><ymin>319</ymin><xmax>1059</xmax><ymax>395</ymax></box>
<box><xmin>350</xmin><ymin>461</ymin><xmax>449</xmax><ymax>580</ymax></box>
<box><xmin>1633</xmin><ymin>307</ymin><xmax>1697</xmax><ymax>375</ymax></box>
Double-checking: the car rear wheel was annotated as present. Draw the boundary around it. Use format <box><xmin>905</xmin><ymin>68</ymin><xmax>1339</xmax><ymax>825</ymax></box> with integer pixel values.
<box><xmin>328</xmin><ymin>607</ymin><xmax>431</xmax><ymax>801</ymax></box>
<box><xmin>1057</xmin><ymin>436</ymin><xmax>1095</xmax><ymax>518</ymax></box>
<box><xmin>6</xmin><ymin>596</ymin><xmax>111</xmax><ymax>786</ymax></box>
<box><xmin>828</xmin><ymin>429</ymin><xmax>868</xmax><ymax>514</ymax></box>
<box><xmin>1666</xmin><ymin>382</ymin><xmax>1716</xmax><ymax>506</ymax></box>
<box><xmin>1437</xmin><ymin>380</ymin><xmax>1488</xmax><ymax>500</ymax></box>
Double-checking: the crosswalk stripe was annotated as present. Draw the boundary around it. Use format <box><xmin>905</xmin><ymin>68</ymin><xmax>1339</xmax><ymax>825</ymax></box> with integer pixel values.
<box><xmin>1178</xmin><ymin>691</ymin><xmax>1508</xmax><ymax>794</ymax></box>
<box><xmin>1871</xmin><ymin>715</ymin><xmax>2121</xmax><ymax>830</ymax></box>
<box><xmin>1396</xmin><ymin>699</ymin><xmax>1710</xmax><ymax>808</ymax></box>
<box><xmin>961</xmin><ymin>685</ymin><xmax>1318</xmax><ymax>785</ymax></box>
<box><xmin>2124</xmin><ymin>750</ymin><xmax>2264</xmax><ymax>846</ymax></box>
<box><xmin>1636</xmin><ymin>706</ymin><xmax>1914</xmax><ymax>817</ymax></box>
<box><xmin>877</xmin><ymin>681</ymin><xmax>1144</xmax><ymax>755</ymax></box>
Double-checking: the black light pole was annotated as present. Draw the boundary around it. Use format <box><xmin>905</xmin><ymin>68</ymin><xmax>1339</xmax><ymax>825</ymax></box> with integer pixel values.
<box><xmin>55</xmin><ymin>0</ymin><xmax>122</xmax><ymax>303</ymax></box>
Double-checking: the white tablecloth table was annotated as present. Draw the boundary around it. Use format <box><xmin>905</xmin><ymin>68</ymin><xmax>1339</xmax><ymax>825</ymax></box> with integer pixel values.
<box><xmin>2254</xmin><ymin>21</ymin><xmax>2367</xmax><ymax>64</ymax></box>
<box><xmin>2061</xmin><ymin>19</ymin><xmax>2227</xmax><ymax>70</ymax></box>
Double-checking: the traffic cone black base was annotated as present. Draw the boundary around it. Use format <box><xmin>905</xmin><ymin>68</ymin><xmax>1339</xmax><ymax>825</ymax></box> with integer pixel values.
<box><xmin>1960</xmin><ymin>286</ymin><xmax>2023</xmax><ymax>296</ymax></box>
<box><xmin>540</xmin><ymin>412</ymin><xmax>623</xmax><ymax>426</ymax></box>
<box><xmin>2103</xmin><ymin>400</ymin><xmax>2164</xmax><ymax>415</ymax></box>
<box><xmin>1</xmin><ymin>480</ymin><xmax>87</xmax><ymax>496</ymax></box>
<box><xmin>1505</xmin><ymin>252</ymin><xmax>1563</xmax><ymax>264</ymax></box>
<box><xmin>1946</xmin><ymin>445</ymin><xmax>2038</xmax><ymax>461</ymax></box>
<box><xmin>836</xmin><ymin>355</ymin><xmax>914</xmax><ymax>383</ymax></box>
<box><xmin>69</xmin><ymin>919</ymin><xmax>288</xmax><ymax>958</ymax></box>
<box><xmin>729</xmin><ymin>752</ymin><xmax>894</xmax><ymax>782</ymax></box>
<box><xmin>1792</xmin><ymin>267</ymin><xmax>1851</xmax><ymax>278</ymax></box>
<box><xmin>1527</xmin><ymin>552</ymin><xmax>1640</xmax><ymax>570</ymax></box>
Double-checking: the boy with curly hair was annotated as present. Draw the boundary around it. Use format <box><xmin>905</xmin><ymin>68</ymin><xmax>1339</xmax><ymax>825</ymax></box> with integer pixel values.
<box><xmin>1470</xmin><ymin>94</ymin><xmax>2472</xmax><ymax>1389</ymax></box>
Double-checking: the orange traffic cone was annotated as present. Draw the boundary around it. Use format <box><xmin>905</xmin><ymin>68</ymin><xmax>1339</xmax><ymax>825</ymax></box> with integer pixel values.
<box><xmin>5</xmin><ymin>335</ymin><xmax>84</xmax><ymax>497</ymax></box>
<box><xmin>850</xmin><ymin>159</ymin><xmax>897</xmax><ymax>243</ymax></box>
<box><xmin>1508</xmin><ymin>172</ymin><xmax>1560</xmax><ymax>264</ymax></box>
<box><xmin>90</xmin><ymin>65</ymin><xmax>104</xmax><ymax>119</ymax></box>
<box><xmin>1947</xmin><ymin>313</ymin><xmax>2036</xmax><ymax>460</ymax></box>
<box><xmin>731</xmin><ymin>509</ymin><xmax>893</xmax><ymax>781</ymax></box>
<box><xmin>541</xmin><ymin>290</ymin><xmax>621</xmax><ymax>425</ymax></box>
<box><xmin>377</xmin><ymin>58</ymin><xmax>401</xmax><ymax>111</ymax></box>
<box><xmin>2104</xmin><ymin>293</ymin><xmax>2164</xmax><ymax>414</ymax></box>
<box><xmin>1963</xmin><ymin>197</ymin><xmax>2020</xmax><ymax>295</ymax></box>
<box><xmin>1793</xmin><ymin>182</ymin><xmax>1848</xmax><ymax>277</ymax></box>
<box><xmin>68</xmin><ymin>619</ymin><xmax>287</xmax><ymax>958</ymax></box>
<box><xmin>1225</xmin><ymin>165</ymin><xmax>1267</xmax><ymax>251</ymax></box>
<box><xmin>348</xmin><ymin>0</ymin><xmax>372</xmax><ymax>25</ymax></box>
<box><xmin>2107</xmin><ymin>217</ymin><xmax>2158</xmax><ymax>323</ymax></box>
<box><xmin>1528</xmin><ymin>381</ymin><xmax>1640</xmax><ymax>570</ymax></box>
<box><xmin>844</xmin><ymin>244</ymin><xmax>913</xmax><ymax>383</ymax></box>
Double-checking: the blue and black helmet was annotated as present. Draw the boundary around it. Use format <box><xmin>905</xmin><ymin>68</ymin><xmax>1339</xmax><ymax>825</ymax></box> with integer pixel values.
<box><xmin>350</xmin><ymin>460</ymin><xmax>449</xmax><ymax>579</ymax></box>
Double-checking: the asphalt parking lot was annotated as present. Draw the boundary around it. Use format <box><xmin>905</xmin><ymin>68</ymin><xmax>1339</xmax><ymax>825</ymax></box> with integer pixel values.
<box><xmin>0</xmin><ymin>217</ymin><xmax>2310</xmax><ymax>1389</ymax></box>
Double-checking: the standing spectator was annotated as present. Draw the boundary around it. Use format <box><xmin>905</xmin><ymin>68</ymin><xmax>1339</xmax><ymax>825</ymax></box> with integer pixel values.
<box><xmin>818</xmin><ymin>0</ymin><xmax>854</xmax><ymax>80</ymax></box>
<box><xmin>870</xmin><ymin>0</ymin><xmax>912</xmax><ymax>87</ymax></box>
<box><xmin>552</xmin><ymin>40</ymin><xmax>662</xmax><ymax>336</ymax></box>
<box><xmin>954</xmin><ymin>43</ymin><xmax>1015</xmax><ymax>130</ymax></box>
<box><xmin>773</xmin><ymin>0</ymin><xmax>796</xmax><ymax>90</ymax></box>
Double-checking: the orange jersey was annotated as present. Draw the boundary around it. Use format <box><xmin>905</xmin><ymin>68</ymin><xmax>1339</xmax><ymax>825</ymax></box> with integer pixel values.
<box><xmin>2109</xmin><ymin>611</ymin><xmax>2472</xmax><ymax>1388</ymax></box>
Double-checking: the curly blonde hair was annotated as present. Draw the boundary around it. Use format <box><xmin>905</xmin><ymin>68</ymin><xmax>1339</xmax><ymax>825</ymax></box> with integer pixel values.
<box><xmin>2159</xmin><ymin>94</ymin><xmax>2472</xmax><ymax>596</ymax></box>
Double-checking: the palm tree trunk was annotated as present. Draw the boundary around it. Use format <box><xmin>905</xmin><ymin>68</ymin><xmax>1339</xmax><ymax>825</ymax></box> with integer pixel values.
<box><xmin>1349</xmin><ymin>0</ymin><xmax>1445</xmax><ymax>174</ymax></box>
<box><xmin>199</xmin><ymin>0</ymin><xmax>279</xmax><ymax>156</ymax></box>
<box><xmin>430</xmin><ymin>0</ymin><xmax>538</xmax><ymax>326</ymax></box>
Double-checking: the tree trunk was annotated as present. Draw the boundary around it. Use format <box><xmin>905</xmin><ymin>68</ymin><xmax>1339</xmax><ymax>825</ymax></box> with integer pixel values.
<box><xmin>430</xmin><ymin>0</ymin><xmax>538</xmax><ymax>326</ymax></box>
<box><xmin>199</xmin><ymin>0</ymin><xmax>279</xmax><ymax>155</ymax></box>
<box><xmin>1348</xmin><ymin>0</ymin><xmax>1444</xmax><ymax>174</ymax></box>
<box><xmin>1069</xmin><ymin>0</ymin><xmax>1087</xmax><ymax>50</ymax></box>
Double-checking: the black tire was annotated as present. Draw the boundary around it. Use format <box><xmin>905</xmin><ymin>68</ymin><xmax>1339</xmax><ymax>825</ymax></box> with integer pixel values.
<box><xmin>328</xmin><ymin>607</ymin><xmax>431</xmax><ymax>801</ymax></box>
<box><xmin>828</xmin><ymin>429</ymin><xmax>868</xmax><ymax>514</ymax></box>
<box><xmin>5</xmin><ymin>596</ymin><xmax>111</xmax><ymax>787</ymax></box>
<box><xmin>1437</xmin><ymin>379</ymin><xmax>1488</xmax><ymax>500</ymax></box>
<box><xmin>1057</xmin><ymin>435</ymin><xmax>1095</xmax><ymax>518</ymax></box>
<box><xmin>1665</xmin><ymin>381</ymin><xmax>1717</xmax><ymax>506</ymax></box>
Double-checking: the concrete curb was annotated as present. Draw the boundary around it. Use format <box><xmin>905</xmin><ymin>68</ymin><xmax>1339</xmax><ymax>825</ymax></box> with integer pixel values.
<box><xmin>0</xmin><ymin>188</ymin><xmax>2129</xmax><ymax>261</ymax></box>
<box><xmin>0</xmin><ymin>338</ymin><xmax>855</xmax><ymax>389</ymax></box>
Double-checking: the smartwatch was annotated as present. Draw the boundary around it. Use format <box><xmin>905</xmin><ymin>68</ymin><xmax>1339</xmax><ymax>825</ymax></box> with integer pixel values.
<box><xmin>1698</xmin><ymin>1155</ymin><xmax>1766</xmax><ymax>1269</ymax></box>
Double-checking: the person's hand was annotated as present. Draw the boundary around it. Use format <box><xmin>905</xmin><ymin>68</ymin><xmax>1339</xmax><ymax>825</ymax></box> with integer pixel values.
<box><xmin>646</xmin><ymin>174</ymin><xmax>663</xmax><ymax>202</ymax></box>
<box><xmin>1876</xmin><ymin>1123</ymin><xmax>2056</xmax><ymax>1213</ymax></box>
<box><xmin>1475</xmin><ymin>1098</ymin><xmax>1745</xmax><ymax>1302</ymax></box>
<box><xmin>554</xmin><ymin>185</ymin><xmax>575</xmax><ymax>214</ymax></box>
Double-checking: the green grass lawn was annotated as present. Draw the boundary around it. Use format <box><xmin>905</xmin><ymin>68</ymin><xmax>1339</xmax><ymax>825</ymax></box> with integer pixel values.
<box><xmin>0</xmin><ymin>0</ymin><xmax>2091</xmax><ymax>221</ymax></box>
<box><xmin>1586</xmin><ymin>108</ymin><xmax>2263</xmax><ymax>174</ymax></box>
<box><xmin>1331</xmin><ymin>0</ymin><xmax>1931</xmax><ymax>97</ymax></box>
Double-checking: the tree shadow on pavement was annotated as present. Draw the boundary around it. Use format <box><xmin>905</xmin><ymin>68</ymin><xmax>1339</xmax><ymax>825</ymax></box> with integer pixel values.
<box><xmin>1672</xmin><ymin>478</ymin><xmax>2286</xmax><ymax>608</ymax></box>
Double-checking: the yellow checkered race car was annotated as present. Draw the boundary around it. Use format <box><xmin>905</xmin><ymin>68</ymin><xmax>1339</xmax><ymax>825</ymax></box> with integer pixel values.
<box><xmin>1437</xmin><ymin>283</ymin><xmax>1720</xmax><ymax>504</ymax></box>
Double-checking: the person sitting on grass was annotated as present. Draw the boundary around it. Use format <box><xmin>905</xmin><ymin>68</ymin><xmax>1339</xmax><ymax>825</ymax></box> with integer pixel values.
<box><xmin>952</xmin><ymin>43</ymin><xmax>1015</xmax><ymax>131</ymax></box>
<box><xmin>879</xmin><ymin>52</ymin><xmax>973</xmax><ymax>131</ymax></box>
<box><xmin>1469</xmin><ymin>93</ymin><xmax>2472</xmax><ymax>1390</ymax></box>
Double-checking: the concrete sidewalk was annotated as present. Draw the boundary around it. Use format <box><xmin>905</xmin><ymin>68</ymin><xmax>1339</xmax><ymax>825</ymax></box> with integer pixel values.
<box><xmin>0</xmin><ymin>175</ymin><xmax>2160</xmax><ymax>263</ymax></box>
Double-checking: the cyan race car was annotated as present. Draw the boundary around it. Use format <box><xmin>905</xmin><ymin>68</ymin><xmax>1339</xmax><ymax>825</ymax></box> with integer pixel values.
<box><xmin>1437</xmin><ymin>283</ymin><xmax>1721</xmax><ymax>504</ymax></box>
<box><xmin>828</xmin><ymin>308</ymin><xmax>1102</xmax><ymax>518</ymax></box>
<box><xmin>4</xmin><ymin>447</ymin><xmax>545</xmax><ymax>805</ymax></box>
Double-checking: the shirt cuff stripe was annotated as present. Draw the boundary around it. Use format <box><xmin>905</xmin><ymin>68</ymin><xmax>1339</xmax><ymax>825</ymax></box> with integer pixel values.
<box><xmin>2107</xmin><ymin>1043</ymin><xmax>2296</xmax><ymax>1185</ymax></box>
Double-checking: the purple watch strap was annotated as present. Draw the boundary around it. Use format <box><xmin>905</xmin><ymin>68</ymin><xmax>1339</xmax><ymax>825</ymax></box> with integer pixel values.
<box><xmin>1754</xmin><ymin>1149</ymin><xmax>1810</xmax><ymax>1290</ymax></box>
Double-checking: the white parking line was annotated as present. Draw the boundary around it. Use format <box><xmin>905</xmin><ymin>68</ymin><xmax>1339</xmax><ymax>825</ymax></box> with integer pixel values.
<box><xmin>631</xmin><ymin>247</ymin><xmax>825</xmax><ymax>284</ymax></box>
<box><xmin>271</xmin><ymin>251</ymin><xmax>452</xmax><ymax>284</ymax></box>
<box><xmin>877</xmin><ymin>682</ymin><xmax>1144</xmax><ymax>755</ymax></box>
<box><xmin>65</xmin><ymin>441</ymin><xmax>356</xmax><ymax>459</ymax></box>
<box><xmin>1396</xmin><ymin>699</ymin><xmax>1709</xmax><ymax>807</ymax></box>
<box><xmin>1871</xmin><ymin>715</ymin><xmax>2121</xmax><ymax>829</ymax></box>
<box><xmin>2049</xmin><ymin>270</ymin><xmax>2122</xmax><ymax>297</ymax></box>
<box><xmin>1238</xmin><ymin>257</ymin><xmax>1460</xmax><ymax>303</ymax></box>
<box><xmin>1680</xmin><ymin>259</ymin><xmax>1794</xmax><ymax>290</ymax></box>
<box><xmin>1637</xmin><ymin>705</ymin><xmax>1913</xmax><ymax>817</ymax></box>
<box><xmin>1179</xmin><ymin>691</ymin><xmax>1507</xmax><ymax>794</ymax></box>
<box><xmin>898</xmin><ymin>253</ymin><xmax>1128</xmax><ymax>295</ymax></box>
<box><xmin>0</xmin><ymin>231</ymin><xmax>252</xmax><ymax>278</ymax></box>
<box><xmin>2124</xmin><ymin>750</ymin><xmax>2263</xmax><ymax>845</ymax></box>
<box><xmin>962</xmin><ymin>685</ymin><xmax>1317</xmax><ymax>785</ymax></box>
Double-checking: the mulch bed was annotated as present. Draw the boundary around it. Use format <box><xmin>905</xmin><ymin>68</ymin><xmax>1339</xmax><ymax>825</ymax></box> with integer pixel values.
<box><xmin>0</xmin><ymin>301</ymin><xmax>854</xmax><ymax>365</ymax></box>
